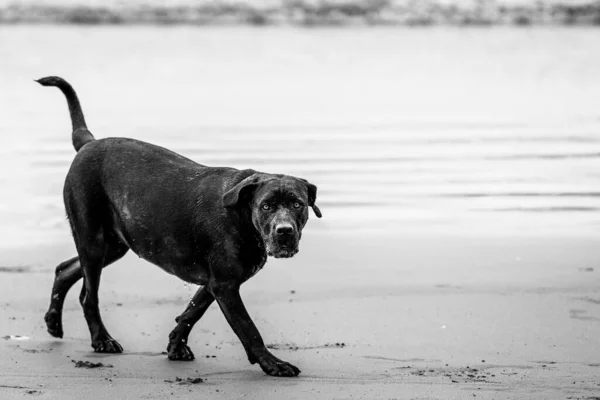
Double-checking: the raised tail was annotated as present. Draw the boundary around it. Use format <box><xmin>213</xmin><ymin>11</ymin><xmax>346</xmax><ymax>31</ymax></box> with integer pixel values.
<box><xmin>36</xmin><ymin>76</ymin><xmax>95</xmax><ymax>152</ymax></box>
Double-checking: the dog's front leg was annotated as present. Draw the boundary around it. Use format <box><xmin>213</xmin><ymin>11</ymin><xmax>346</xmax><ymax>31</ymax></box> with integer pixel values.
<box><xmin>167</xmin><ymin>286</ymin><xmax>215</xmax><ymax>361</ymax></box>
<box><xmin>209</xmin><ymin>281</ymin><xmax>300</xmax><ymax>377</ymax></box>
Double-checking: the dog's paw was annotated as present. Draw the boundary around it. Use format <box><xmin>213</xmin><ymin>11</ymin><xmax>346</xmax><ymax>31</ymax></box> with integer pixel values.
<box><xmin>167</xmin><ymin>342</ymin><xmax>195</xmax><ymax>361</ymax></box>
<box><xmin>257</xmin><ymin>353</ymin><xmax>301</xmax><ymax>377</ymax></box>
<box><xmin>92</xmin><ymin>337</ymin><xmax>123</xmax><ymax>353</ymax></box>
<box><xmin>44</xmin><ymin>309</ymin><xmax>64</xmax><ymax>338</ymax></box>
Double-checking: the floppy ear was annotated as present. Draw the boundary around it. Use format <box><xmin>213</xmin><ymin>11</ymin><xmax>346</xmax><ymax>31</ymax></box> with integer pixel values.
<box><xmin>304</xmin><ymin>181</ymin><xmax>322</xmax><ymax>218</ymax></box>
<box><xmin>223</xmin><ymin>175</ymin><xmax>261</xmax><ymax>208</ymax></box>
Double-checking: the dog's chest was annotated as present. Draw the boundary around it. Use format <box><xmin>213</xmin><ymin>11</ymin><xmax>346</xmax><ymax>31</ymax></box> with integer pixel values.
<box><xmin>244</xmin><ymin>255</ymin><xmax>267</xmax><ymax>281</ymax></box>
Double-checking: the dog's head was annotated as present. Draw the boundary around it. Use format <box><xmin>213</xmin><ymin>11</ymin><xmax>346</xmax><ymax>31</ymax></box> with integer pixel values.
<box><xmin>223</xmin><ymin>173</ymin><xmax>322</xmax><ymax>258</ymax></box>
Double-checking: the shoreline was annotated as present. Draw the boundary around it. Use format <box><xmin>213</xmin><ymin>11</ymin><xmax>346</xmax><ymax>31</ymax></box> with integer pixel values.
<box><xmin>1</xmin><ymin>1</ymin><xmax>600</xmax><ymax>26</ymax></box>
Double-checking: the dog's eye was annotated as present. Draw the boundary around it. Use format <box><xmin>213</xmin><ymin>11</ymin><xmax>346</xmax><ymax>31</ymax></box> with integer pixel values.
<box><xmin>261</xmin><ymin>204</ymin><xmax>271</xmax><ymax>211</ymax></box>
<box><xmin>293</xmin><ymin>202</ymin><xmax>302</xmax><ymax>209</ymax></box>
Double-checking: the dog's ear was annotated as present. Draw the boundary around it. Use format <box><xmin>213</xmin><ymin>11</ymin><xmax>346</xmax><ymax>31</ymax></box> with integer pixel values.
<box><xmin>301</xmin><ymin>179</ymin><xmax>322</xmax><ymax>218</ymax></box>
<box><xmin>223</xmin><ymin>175</ymin><xmax>261</xmax><ymax>208</ymax></box>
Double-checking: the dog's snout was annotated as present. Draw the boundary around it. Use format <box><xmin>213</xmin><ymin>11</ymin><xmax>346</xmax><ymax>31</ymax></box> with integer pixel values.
<box><xmin>275</xmin><ymin>223</ymin><xmax>294</xmax><ymax>236</ymax></box>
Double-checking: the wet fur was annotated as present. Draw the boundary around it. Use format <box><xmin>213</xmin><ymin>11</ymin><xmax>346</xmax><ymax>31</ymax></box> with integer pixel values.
<box><xmin>37</xmin><ymin>76</ymin><xmax>321</xmax><ymax>377</ymax></box>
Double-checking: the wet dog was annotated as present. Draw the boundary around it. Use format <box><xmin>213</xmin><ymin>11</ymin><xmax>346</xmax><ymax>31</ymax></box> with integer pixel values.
<box><xmin>37</xmin><ymin>76</ymin><xmax>321</xmax><ymax>377</ymax></box>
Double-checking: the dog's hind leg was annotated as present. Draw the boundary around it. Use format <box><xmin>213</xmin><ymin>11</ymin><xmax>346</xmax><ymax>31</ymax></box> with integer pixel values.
<box><xmin>167</xmin><ymin>286</ymin><xmax>215</xmax><ymax>361</ymax></box>
<box><xmin>44</xmin><ymin>239</ymin><xmax>129</xmax><ymax>339</ymax></box>
<box><xmin>45</xmin><ymin>256</ymin><xmax>81</xmax><ymax>338</ymax></box>
<box><xmin>78</xmin><ymin>234</ymin><xmax>128</xmax><ymax>353</ymax></box>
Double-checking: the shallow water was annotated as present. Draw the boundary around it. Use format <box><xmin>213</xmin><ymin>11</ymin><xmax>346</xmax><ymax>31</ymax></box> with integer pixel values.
<box><xmin>1</xmin><ymin>26</ymin><xmax>599</xmax><ymax>247</ymax></box>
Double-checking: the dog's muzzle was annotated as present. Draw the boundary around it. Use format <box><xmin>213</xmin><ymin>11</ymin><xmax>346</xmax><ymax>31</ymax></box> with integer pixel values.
<box><xmin>267</xmin><ymin>223</ymin><xmax>299</xmax><ymax>258</ymax></box>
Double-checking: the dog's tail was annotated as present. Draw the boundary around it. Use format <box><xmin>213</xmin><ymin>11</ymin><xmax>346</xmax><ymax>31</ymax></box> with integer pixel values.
<box><xmin>36</xmin><ymin>76</ymin><xmax>95</xmax><ymax>152</ymax></box>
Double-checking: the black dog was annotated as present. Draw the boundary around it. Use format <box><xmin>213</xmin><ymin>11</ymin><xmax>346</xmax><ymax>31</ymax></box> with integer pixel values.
<box><xmin>37</xmin><ymin>76</ymin><xmax>321</xmax><ymax>377</ymax></box>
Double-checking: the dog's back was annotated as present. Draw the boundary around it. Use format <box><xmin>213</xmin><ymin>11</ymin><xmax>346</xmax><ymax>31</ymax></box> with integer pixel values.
<box><xmin>66</xmin><ymin>137</ymin><xmax>247</xmax><ymax>273</ymax></box>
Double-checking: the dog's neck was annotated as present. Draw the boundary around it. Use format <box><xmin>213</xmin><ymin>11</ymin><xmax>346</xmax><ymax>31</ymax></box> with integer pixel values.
<box><xmin>232</xmin><ymin>206</ymin><xmax>268</xmax><ymax>262</ymax></box>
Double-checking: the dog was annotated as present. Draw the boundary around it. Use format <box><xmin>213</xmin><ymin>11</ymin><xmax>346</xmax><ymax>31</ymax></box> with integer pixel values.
<box><xmin>36</xmin><ymin>76</ymin><xmax>321</xmax><ymax>377</ymax></box>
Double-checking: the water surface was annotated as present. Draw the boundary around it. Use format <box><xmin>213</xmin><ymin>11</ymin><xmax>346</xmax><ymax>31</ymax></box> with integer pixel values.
<box><xmin>1</xmin><ymin>26</ymin><xmax>599</xmax><ymax>247</ymax></box>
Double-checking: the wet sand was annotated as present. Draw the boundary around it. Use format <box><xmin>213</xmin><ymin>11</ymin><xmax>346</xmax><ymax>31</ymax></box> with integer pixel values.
<box><xmin>1</xmin><ymin>26</ymin><xmax>600</xmax><ymax>398</ymax></box>
<box><xmin>1</xmin><ymin>233</ymin><xmax>600</xmax><ymax>399</ymax></box>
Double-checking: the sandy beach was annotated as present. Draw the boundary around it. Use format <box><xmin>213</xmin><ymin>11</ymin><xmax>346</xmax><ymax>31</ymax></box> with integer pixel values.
<box><xmin>1</xmin><ymin>233</ymin><xmax>600</xmax><ymax>399</ymax></box>
<box><xmin>1</xmin><ymin>26</ymin><xmax>600</xmax><ymax>398</ymax></box>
